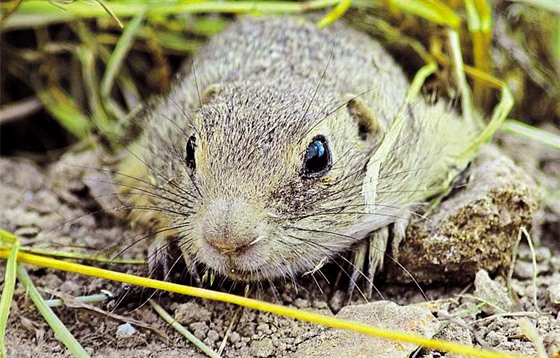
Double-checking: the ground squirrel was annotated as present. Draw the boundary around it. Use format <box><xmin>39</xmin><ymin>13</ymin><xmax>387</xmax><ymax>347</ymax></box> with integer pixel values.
<box><xmin>116</xmin><ymin>16</ymin><xmax>477</xmax><ymax>293</ymax></box>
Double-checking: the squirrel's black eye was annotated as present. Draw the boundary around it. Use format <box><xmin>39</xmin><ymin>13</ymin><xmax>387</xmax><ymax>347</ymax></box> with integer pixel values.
<box><xmin>302</xmin><ymin>136</ymin><xmax>331</xmax><ymax>179</ymax></box>
<box><xmin>185</xmin><ymin>135</ymin><xmax>196</xmax><ymax>169</ymax></box>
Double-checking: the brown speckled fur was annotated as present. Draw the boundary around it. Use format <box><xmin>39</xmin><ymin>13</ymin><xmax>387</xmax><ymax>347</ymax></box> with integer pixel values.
<box><xmin>117</xmin><ymin>16</ymin><xmax>477</xmax><ymax>281</ymax></box>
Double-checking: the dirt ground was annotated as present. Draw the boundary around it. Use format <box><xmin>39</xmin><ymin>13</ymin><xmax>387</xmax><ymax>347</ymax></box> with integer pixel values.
<box><xmin>0</xmin><ymin>127</ymin><xmax>559</xmax><ymax>358</ymax></box>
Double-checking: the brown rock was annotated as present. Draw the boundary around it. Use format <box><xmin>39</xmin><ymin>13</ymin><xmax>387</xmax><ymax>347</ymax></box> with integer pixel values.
<box><xmin>386</xmin><ymin>145</ymin><xmax>540</xmax><ymax>284</ymax></box>
<box><xmin>294</xmin><ymin>301</ymin><xmax>439</xmax><ymax>358</ymax></box>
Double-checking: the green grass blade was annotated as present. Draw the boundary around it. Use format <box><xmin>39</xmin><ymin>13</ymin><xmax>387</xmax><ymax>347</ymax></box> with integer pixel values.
<box><xmin>101</xmin><ymin>7</ymin><xmax>146</xmax><ymax>100</ymax></box>
<box><xmin>76</xmin><ymin>45</ymin><xmax>111</xmax><ymax>131</ymax></box>
<box><xmin>136</xmin><ymin>28</ymin><xmax>202</xmax><ymax>53</ymax></box>
<box><xmin>149</xmin><ymin>300</ymin><xmax>220</xmax><ymax>358</ymax></box>
<box><xmin>16</xmin><ymin>265</ymin><xmax>91</xmax><ymax>358</ymax></box>
<box><xmin>93</xmin><ymin>0</ymin><xmax>123</xmax><ymax>28</ymax></box>
<box><xmin>448</xmin><ymin>29</ymin><xmax>476</xmax><ymax>128</ymax></box>
<box><xmin>363</xmin><ymin>62</ymin><xmax>438</xmax><ymax>213</ymax></box>
<box><xmin>0</xmin><ymin>230</ymin><xmax>17</xmax><ymax>251</ymax></box>
<box><xmin>461</xmin><ymin>84</ymin><xmax>514</xmax><ymax>158</ymax></box>
<box><xmin>2</xmin><ymin>0</ymin><xmax>341</xmax><ymax>30</ymax></box>
<box><xmin>0</xmin><ymin>237</ymin><xmax>19</xmax><ymax>357</ymax></box>
<box><xmin>317</xmin><ymin>0</ymin><xmax>352</xmax><ymax>29</ymax></box>
<box><xmin>501</xmin><ymin>120</ymin><xmax>560</xmax><ymax>150</ymax></box>
<box><xmin>390</xmin><ymin>0</ymin><xmax>461</xmax><ymax>28</ymax></box>
<box><xmin>36</xmin><ymin>88</ymin><xmax>92</xmax><ymax>140</ymax></box>
<box><xmin>45</xmin><ymin>294</ymin><xmax>111</xmax><ymax>308</ymax></box>
<box><xmin>513</xmin><ymin>0</ymin><xmax>560</xmax><ymax>14</ymax></box>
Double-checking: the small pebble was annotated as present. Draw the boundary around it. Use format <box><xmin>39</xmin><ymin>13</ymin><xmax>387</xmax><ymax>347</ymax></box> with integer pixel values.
<box><xmin>514</xmin><ymin>261</ymin><xmax>536</xmax><ymax>279</ymax></box>
<box><xmin>534</xmin><ymin>247</ymin><xmax>551</xmax><ymax>262</ymax></box>
<box><xmin>473</xmin><ymin>270</ymin><xmax>514</xmax><ymax>314</ymax></box>
<box><xmin>229</xmin><ymin>331</ymin><xmax>241</xmax><ymax>344</ymax></box>
<box><xmin>256</xmin><ymin>323</ymin><xmax>270</xmax><ymax>334</ymax></box>
<box><xmin>116</xmin><ymin>323</ymin><xmax>136</xmax><ymax>338</ymax></box>
<box><xmin>207</xmin><ymin>329</ymin><xmax>220</xmax><ymax>342</ymax></box>
<box><xmin>190</xmin><ymin>321</ymin><xmax>209</xmax><ymax>340</ymax></box>
<box><xmin>547</xmin><ymin>284</ymin><xmax>560</xmax><ymax>305</ymax></box>
<box><xmin>293</xmin><ymin>298</ymin><xmax>308</xmax><ymax>309</ymax></box>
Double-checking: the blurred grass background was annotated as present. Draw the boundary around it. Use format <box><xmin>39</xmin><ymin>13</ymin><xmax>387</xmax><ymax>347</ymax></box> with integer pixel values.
<box><xmin>0</xmin><ymin>0</ymin><xmax>559</xmax><ymax>160</ymax></box>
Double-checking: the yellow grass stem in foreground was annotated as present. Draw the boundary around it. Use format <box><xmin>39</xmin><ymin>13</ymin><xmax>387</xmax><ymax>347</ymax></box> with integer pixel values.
<box><xmin>0</xmin><ymin>246</ymin><xmax>529</xmax><ymax>358</ymax></box>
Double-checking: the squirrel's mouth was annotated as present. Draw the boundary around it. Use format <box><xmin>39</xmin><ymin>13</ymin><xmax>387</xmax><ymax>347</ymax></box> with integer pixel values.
<box><xmin>202</xmin><ymin>260</ymin><xmax>272</xmax><ymax>282</ymax></box>
<box><xmin>221</xmin><ymin>266</ymin><xmax>263</xmax><ymax>281</ymax></box>
<box><xmin>196</xmin><ymin>239</ymin><xmax>274</xmax><ymax>282</ymax></box>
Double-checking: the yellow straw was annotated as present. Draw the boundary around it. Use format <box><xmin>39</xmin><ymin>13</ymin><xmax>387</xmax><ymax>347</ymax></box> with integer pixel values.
<box><xmin>0</xmin><ymin>249</ymin><xmax>528</xmax><ymax>358</ymax></box>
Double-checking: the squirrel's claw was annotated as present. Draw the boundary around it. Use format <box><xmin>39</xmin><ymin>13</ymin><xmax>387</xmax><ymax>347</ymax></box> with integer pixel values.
<box><xmin>390</xmin><ymin>212</ymin><xmax>410</xmax><ymax>258</ymax></box>
<box><xmin>345</xmin><ymin>238</ymin><xmax>368</xmax><ymax>305</ymax></box>
<box><xmin>365</xmin><ymin>225</ymin><xmax>390</xmax><ymax>300</ymax></box>
<box><xmin>344</xmin><ymin>225</ymin><xmax>389</xmax><ymax>304</ymax></box>
<box><xmin>345</xmin><ymin>208</ymin><xmax>413</xmax><ymax>303</ymax></box>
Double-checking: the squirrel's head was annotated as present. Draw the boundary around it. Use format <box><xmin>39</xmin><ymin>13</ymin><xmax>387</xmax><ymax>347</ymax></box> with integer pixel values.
<box><xmin>146</xmin><ymin>79</ymin><xmax>384</xmax><ymax>281</ymax></box>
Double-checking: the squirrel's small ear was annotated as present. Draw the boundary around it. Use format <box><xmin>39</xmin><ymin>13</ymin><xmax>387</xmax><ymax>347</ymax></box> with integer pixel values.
<box><xmin>345</xmin><ymin>94</ymin><xmax>379</xmax><ymax>140</ymax></box>
<box><xmin>200</xmin><ymin>84</ymin><xmax>221</xmax><ymax>106</ymax></box>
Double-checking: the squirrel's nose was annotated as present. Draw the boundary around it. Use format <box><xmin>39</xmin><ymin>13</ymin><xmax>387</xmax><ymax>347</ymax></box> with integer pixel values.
<box><xmin>204</xmin><ymin>235</ymin><xmax>252</xmax><ymax>257</ymax></box>
<box><xmin>201</xmin><ymin>198</ymin><xmax>262</xmax><ymax>257</ymax></box>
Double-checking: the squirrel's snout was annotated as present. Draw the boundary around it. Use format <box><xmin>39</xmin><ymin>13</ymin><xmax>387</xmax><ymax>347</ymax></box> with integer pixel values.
<box><xmin>201</xmin><ymin>198</ymin><xmax>263</xmax><ymax>257</ymax></box>
<box><xmin>204</xmin><ymin>237</ymin><xmax>251</xmax><ymax>257</ymax></box>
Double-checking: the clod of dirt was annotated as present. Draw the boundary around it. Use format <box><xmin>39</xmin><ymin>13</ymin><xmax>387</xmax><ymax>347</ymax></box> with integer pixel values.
<box><xmin>544</xmin><ymin>332</ymin><xmax>560</xmax><ymax>358</ymax></box>
<box><xmin>175</xmin><ymin>301</ymin><xmax>212</xmax><ymax>324</ymax></box>
<box><xmin>385</xmin><ymin>145</ymin><xmax>540</xmax><ymax>284</ymax></box>
<box><xmin>250</xmin><ymin>337</ymin><xmax>275</xmax><ymax>358</ymax></box>
<box><xmin>473</xmin><ymin>269</ymin><xmax>514</xmax><ymax>315</ymax></box>
<box><xmin>0</xmin><ymin>158</ymin><xmax>53</xmax><ymax>234</ymax></box>
<box><xmin>472</xmin><ymin>315</ymin><xmax>560</xmax><ymax>356</ymax></box>
<box><xmin>497</xmin><ymin>128</ymin><xmax>560</xmax><ymax>246</ymax></box>
<box><xmin>431</xmin><ymin>317</ymin><xmax>474</xmax><ymax>358</ymax></box>
<box><xmin>294</xmin><ymin>301</ymin><xmax>439</xmax><ymax>358</ymax></box>
<box><xmin>547</xmin><ymin>283</ymin><xmax>560</xmax><ymax>306</ymax></box>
